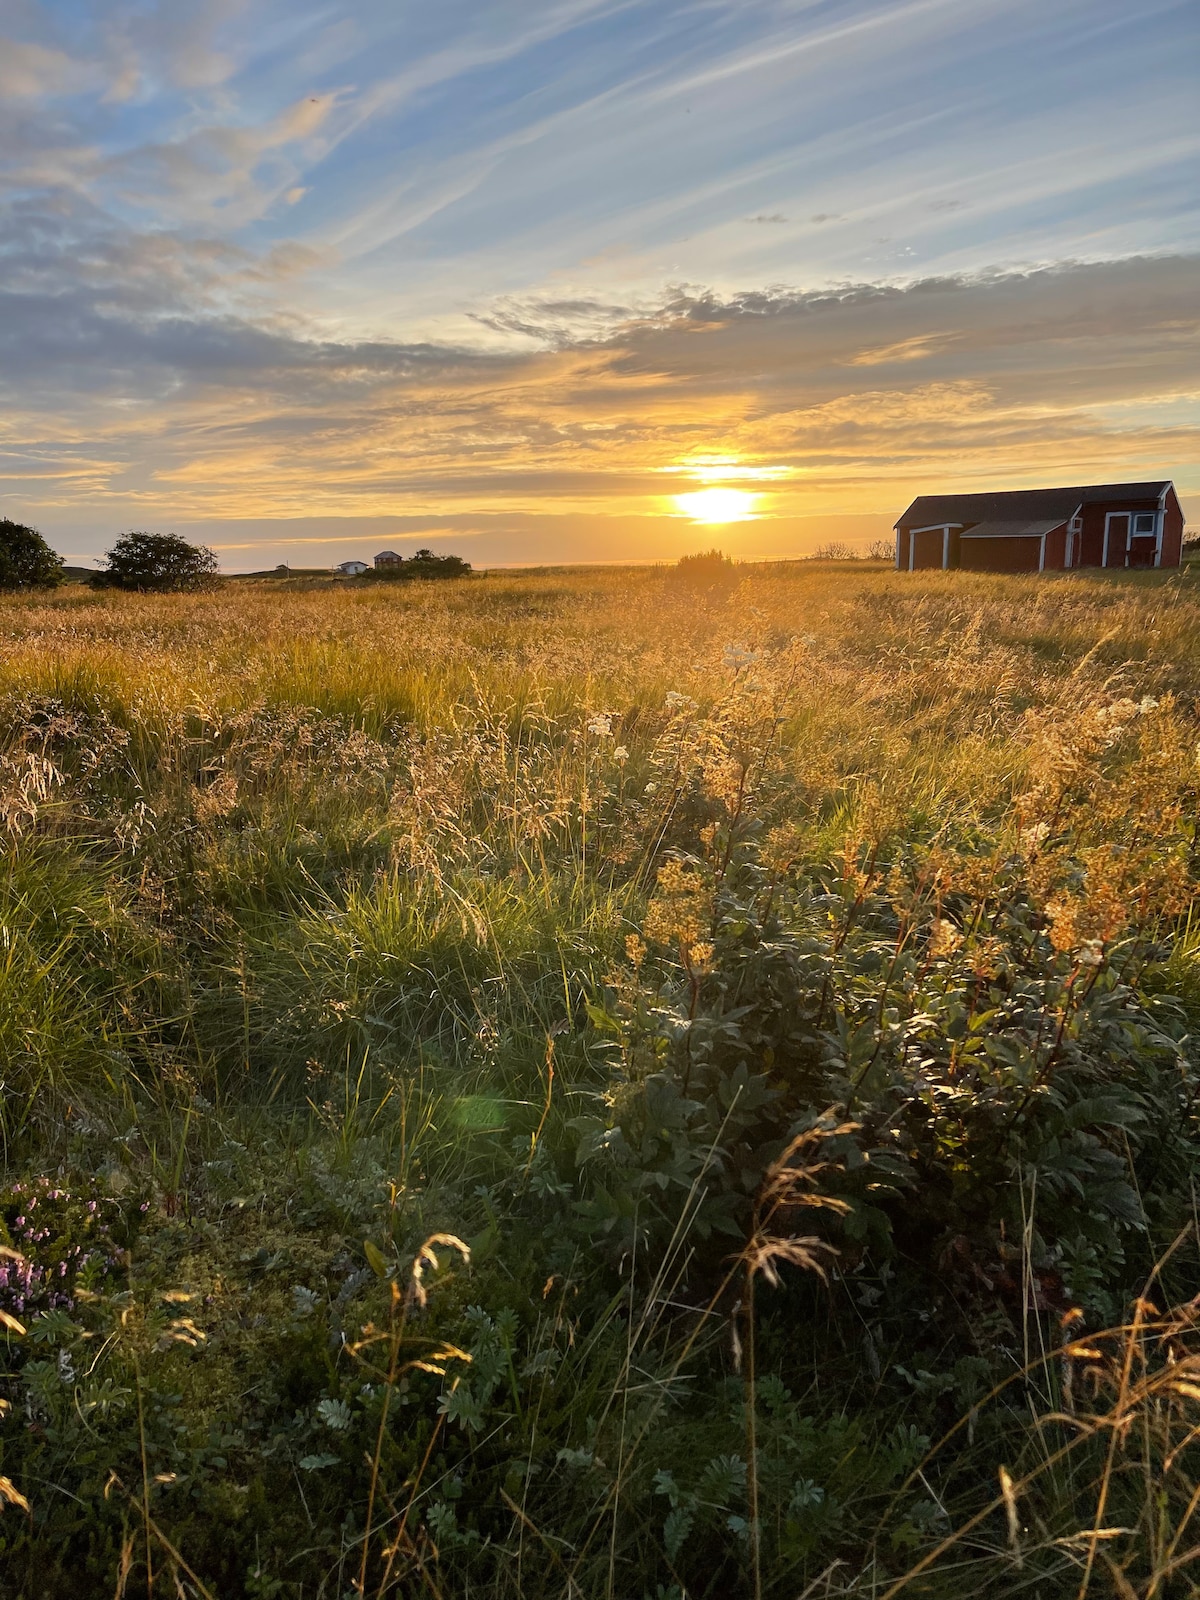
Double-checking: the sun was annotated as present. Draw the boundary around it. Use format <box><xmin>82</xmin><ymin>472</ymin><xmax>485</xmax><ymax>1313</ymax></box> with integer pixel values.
<box><xmin>674</xmin><ymin>487</ymin><xmax>757</xmax><ymax>524</ymax></box>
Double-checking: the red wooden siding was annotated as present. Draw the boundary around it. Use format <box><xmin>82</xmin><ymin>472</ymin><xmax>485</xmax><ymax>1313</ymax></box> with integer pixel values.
<box><xmin>1073</xmin><ymin>496</ymin><xmax>1172</xmax><ymax>568</ymax></box>
<box><xmin>1043</xmin><ymin>526</ymin><xmax>1067</xmax><ymax>570</ymax></box>
<box><xmin>959</xmin><ymin>536</ymin><xmax>1040</xmax><ymax>573</ymax></box>
<box><xmin>910</xmin><ymin>528</ymin><xmax>945</xmax><ymax>569</ymax></box>
<box><xmin>1162</xmin><ymin>488</ymin><xmax>1184</xmax><ymax>566</ymax></box>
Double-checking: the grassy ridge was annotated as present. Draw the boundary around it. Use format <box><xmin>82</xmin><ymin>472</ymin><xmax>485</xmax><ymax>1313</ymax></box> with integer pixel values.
<box><xmin>1</xmin><ymin>564</ymin><xmax>1199</xmax><ymax>1596</ymax></box>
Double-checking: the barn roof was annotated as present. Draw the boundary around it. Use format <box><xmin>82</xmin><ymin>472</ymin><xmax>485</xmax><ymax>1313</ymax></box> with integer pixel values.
<box><xmin>959</xmin><ymin>518</ymin><xmax>1067</xmax><ymax>539</ymax></box>
<box><xmin>896</xmin><ymin>481</ymin><xmax>1172</xmax><ymax>530</ymax></box>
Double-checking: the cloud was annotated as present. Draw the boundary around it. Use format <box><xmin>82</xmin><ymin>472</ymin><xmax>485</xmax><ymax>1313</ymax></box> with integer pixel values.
<box><xmin>0</xmin><ymin>37</ymin><xmax>86</xmax><ymax>98</ymax></box>
<box><xmin>1</xmin><ymin>253</ymin><xmax>1195</xmax><ymax>554</ymax></box>
<box><xmin>0</xmin><ymin>0</ymin><xmax>1196</xmax><ymax>563</ymax></box>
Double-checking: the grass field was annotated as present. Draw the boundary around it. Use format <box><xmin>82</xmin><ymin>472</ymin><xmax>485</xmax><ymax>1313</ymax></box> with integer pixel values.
<box><xmin>3</xmin><ymin>560</ymin><xmax>1200</xmax><ymax>1598</ymax></box>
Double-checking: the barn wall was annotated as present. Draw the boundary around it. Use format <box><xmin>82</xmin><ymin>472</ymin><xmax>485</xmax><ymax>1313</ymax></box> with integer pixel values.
<box><xmin>911</xmin><ymin>528</ymin><xmax>945</xmax><ymax>569</ymax></box>
<box><xmin>1077</xmin><ymin>506</ymin><xmax>1107</xmax><ymax>567</ymax></box>
<box><xmin>1043</xmin><ymin>526</ymin><xmax>1067</xmax><ymax>570</ymax></box>
<box><xmin>959</xmin><ymin>537</ymin><xmax>1041</xmax><ymax>573</ymax></box>
<box><xmin>1162</xmin><ymin>489</ymin><xmax>1184</xmax><ymax>567</ymax></box>
<box><xmin>1076</xmin><ymin>498</ymin><xmax>1167</xmax><ymax>567</ymax></box>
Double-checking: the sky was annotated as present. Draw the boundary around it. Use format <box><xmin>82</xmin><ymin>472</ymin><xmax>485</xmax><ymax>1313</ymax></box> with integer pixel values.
<box><xmin>1</xmin><ymin>0</ymin><xmax>1197</xmax><ymax>570</ymax></box>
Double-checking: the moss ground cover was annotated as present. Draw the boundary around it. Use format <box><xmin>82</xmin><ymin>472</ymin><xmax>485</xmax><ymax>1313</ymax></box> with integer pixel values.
<box><xmin>2</xmin><ymin>561</ymin><xmax>1200</xmax><ymax>1596</ymax></box>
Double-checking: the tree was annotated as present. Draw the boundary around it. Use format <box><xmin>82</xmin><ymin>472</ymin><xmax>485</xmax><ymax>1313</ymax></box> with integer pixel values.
<box><xmin>95</xmin><ymin>532</ymin><xmax>219</xmax><ymax>593</ymax></box>
<box><xmin>0</xmin><ymin>519</ymin><xmax>64</xmax><ymax>590</ymax></box>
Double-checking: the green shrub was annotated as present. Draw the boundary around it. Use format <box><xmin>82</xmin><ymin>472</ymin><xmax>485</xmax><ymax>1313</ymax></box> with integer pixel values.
<box><xmin>0</xmin><ymin>519</ymin><xmax>63</xmax><ymax>590</ymax></box>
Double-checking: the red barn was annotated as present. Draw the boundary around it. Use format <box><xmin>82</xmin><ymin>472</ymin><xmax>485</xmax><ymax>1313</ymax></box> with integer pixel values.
<box><xmin>894</xmin><ymin>481</ymin><xmax>1184</xmax><ymax>573</ymax></box>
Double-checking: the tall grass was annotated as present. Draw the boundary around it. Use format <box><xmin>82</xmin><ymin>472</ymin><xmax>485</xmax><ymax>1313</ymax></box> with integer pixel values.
<box><xmin>1</xmin><ymin>564</ymin><xmax>1199</xmax><ymax>1596</ymax></box>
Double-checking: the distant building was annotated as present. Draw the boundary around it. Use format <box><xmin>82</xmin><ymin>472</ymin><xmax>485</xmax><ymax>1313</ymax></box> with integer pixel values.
<box><xmin>895</xmin><ymin>480</ymin><xmax>1184</xmax><ymax>572</ymax></box>
<box><xmin>374</xmin><ymin>550</ymin><xmax>403</xmax><ymax>569</ymax></box>
<box><xmin>333</xmin><ymin>560</ymin><xmax>369</xmax><ymax>576</ymax></box>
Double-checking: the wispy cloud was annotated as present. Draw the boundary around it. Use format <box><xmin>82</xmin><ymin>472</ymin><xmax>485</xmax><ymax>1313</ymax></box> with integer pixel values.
<box><xmin>0</xmin><ymin>0</ymin><xmax>1195</xmax><ymax>565</ymax></box>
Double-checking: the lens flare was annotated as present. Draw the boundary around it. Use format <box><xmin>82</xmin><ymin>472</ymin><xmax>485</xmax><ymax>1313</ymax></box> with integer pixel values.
<box><xmin>674</xmin><ymin>487</ymin><xmax>757</xmax><ymax>524</ymax></box>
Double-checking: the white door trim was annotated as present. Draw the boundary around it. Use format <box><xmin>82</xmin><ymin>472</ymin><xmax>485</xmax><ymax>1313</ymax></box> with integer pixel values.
<box><xmin>1104</xmin><ymin>511</ymin><xmax>1132</xmax><ymax>568</ymax></box>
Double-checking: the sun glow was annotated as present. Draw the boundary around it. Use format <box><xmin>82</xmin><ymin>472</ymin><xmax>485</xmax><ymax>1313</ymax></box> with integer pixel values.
<box><xmin>675</xmin><ymin>487</ymin><xmax>758</xmax><ymax>523</ymax></box>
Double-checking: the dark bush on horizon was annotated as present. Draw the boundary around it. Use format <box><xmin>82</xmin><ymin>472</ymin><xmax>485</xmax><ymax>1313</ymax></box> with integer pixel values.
<box><xmin>373</xmin><ymin>547</ymin><xmax>472</xmax><ymax>580</ymax></box>
<box><xmin>0</xmin><ymin>518</ymin><xmax>64</xmax><ymax>590</ymax></box>
<box><xmin>671</xmin><ymin>548</ymin><xmax>736</xmax><ymax>591</ymax></box>
<box><xmin>93</xmin><ymin>531</ymin><xmax>220</xmax><ymax>593</ymax></box>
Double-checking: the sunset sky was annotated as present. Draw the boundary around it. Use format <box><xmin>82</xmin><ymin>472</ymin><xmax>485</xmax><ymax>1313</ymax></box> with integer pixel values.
<box><xmin>2</xmin><ymin>0</ymin><xmax>1197</xmax><ymax>569</ymax></box>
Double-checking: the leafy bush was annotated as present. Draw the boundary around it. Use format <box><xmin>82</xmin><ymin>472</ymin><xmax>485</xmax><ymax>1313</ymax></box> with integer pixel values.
<box><xmin>672</xmin><ymin>548</ymin><xmax>736</xmax><ymax>591</ymax></box>
<box><xmin>0</xmin><ymin>519</ymin><xmax>63</xmax><ymax>589</ymax></box>
<box><xmin>94</xmin><ymin>531</ymin><xmax>219</xmax><ymax>592</ymax></box>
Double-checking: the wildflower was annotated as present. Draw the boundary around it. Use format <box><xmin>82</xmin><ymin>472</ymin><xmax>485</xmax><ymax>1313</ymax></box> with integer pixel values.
<box><xmin>687</xmin><ymin>941</ymin><xmax>715</xmax><ymax>973</ymax></box>
<box><xmin>1138</xmin><ymin>696</ymin><xmax>1159</xmax><ymax>714</ymax></box>
<box><xmin>586</xmin><ymin>713</ymin><xmax>613</xmax><ymax>737</ymax></box>
<box><xmin>1045</xmin><ymin>899</ymin><xmax>1080</xmax><ymax>952</ymax></box>
<box><xmin>722</xmin><ymin>643</ymin><xmax>760</xmax><ymax>669</ymax></box>
<box><xmin>613</xmin><ymin>745</ymin><xmax>628</xmax><ymax>764</ymax></box>
<box><xmin>1078</xmin><ymin>939</ymin><xmax>1105</xmax><ymax>968</ymax></box>
<box><xmin>644</xmin><ymin>858</ymin><xmax>713</xmax><ymax>952</ymax></box>
<box><xmin>928</xmin><ymin>918</ymin><xmax>963</xmax><ymax>959</ymax></box>
<box><xmin>625</xmin><ymin>933</ymin><xmax>646</xmax><ymax>970</ymax></box>
<box><xmin>664</xmin><ymin>691</ymin><xmax>696</xmax><ymax>712</ymax></box>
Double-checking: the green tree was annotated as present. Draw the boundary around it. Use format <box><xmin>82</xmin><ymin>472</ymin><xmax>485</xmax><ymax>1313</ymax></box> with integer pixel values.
<box><xmin>95</xmin><ymin>531</ymin><xmax>219</xmax><ymax>593</ymax></box>
<box><xmin>0</xmin><ymin>518</ymin><xmax>64</xmax><ymax>589</ymax></box>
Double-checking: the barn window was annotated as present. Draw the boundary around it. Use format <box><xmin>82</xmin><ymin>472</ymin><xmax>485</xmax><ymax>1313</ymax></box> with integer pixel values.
<box><xmin>1133</xmin><ymin>513</ymin><xmax>1156</xmax><ymax>534</ymax></box>
<box><xmin>1069</xmin><ymin>514</ymin><xmax>1082</xmax><ymax>532</ymax></box>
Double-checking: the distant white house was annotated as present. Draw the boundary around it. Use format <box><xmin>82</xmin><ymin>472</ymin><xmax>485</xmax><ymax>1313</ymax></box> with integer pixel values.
<box><xmin>374</xmin><ymin>550</ymin><xmax>403</xmax><ymax>569</ymax></box>
<box><xmin>333</xmin><ymin>560</ymin><xmax>370</xmax><ymax>576</ymax></box>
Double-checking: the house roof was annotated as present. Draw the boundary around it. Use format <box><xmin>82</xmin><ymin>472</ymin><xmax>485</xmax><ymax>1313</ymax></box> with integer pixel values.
<box><xmin>374</xmin><ymin>550</ymin><xmax>402</xmax><ymax>559</ymax></box>
<box><xmin>959</xmin><ymin>518</ymin><xmax>1067</xmax><ymax>539</ymax></box>
<box><xmin>897</xmin><ymin>481</ymin><xmax>1172</xmax><ymax>530</ymax></box>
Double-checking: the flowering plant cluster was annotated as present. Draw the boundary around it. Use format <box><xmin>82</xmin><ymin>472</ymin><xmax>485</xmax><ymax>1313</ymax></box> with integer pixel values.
<box><xmin>0</xmin><ymin>1176</ymin><xmax>139</xmax><ymax>1321</ymax></box>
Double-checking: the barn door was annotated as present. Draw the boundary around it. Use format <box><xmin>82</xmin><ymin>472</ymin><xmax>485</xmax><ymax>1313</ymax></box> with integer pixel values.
<box><xmin>1104</xmin><ymin>513</ymin><xmax>1130</xmax><ymax>567</ymax></box>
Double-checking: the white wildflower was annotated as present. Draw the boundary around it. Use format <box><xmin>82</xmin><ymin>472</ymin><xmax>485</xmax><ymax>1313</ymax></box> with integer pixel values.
<box><xmin>1138</xmin><ymin>696</ymin><xmax>1159</xmax><ymax>714</ymax></box>
<box><xmin>722</xmin><ymin>643</ymin><xmax>760</xmax><ymax>669</ymax></box>
<box><xmin>586</xmin><ymin>713</ymin><xmax>613</xmax><ymax>737</ymax></box>
<box><xmin>1078</xmin><ymin>940</ymin><xmax>1105</xmax><ymax>968</ymax></box>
